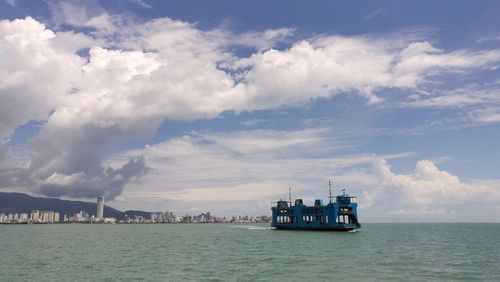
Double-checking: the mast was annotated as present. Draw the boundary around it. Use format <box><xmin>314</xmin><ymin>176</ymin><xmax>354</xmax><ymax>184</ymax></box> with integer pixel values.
<box><xmin>289</xmin><ymin>186</ymin><xmax>292</xmax><ymax>205</ymax></box>
<box><xmin>329</xmin><ymin>179</ymin><xmax>332</xmax><ymax>204</ymax></box>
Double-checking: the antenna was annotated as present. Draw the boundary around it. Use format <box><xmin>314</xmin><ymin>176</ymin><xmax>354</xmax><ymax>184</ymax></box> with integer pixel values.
<box><xmin>289</xmin><ymin>186</ymin><xmax>292</xmax><ymax>205</ymax></box>
<box><xmin>329</xmin><ymin>179</ymin><xmax>332</xmax><ymax>204</ymax></box>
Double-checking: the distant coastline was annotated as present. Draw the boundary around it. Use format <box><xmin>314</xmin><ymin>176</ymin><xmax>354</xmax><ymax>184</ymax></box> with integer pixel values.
<box><xmin>0</xmin><ymin>192</ymin><xmax>270</xmax><ymax>225</ymax></box>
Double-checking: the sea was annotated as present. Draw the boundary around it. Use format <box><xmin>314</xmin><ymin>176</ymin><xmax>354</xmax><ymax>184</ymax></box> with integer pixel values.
<box><xmin>1</xmin><ymin>223</ymin><xmax>499</xmax><ymax>281</ymax></box>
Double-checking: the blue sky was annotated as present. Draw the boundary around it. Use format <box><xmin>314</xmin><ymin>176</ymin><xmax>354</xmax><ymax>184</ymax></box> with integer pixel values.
<box><xmin>1</xmin><ymin>0</ymin><xmax>500</xmax><ymax>221</ymax></box>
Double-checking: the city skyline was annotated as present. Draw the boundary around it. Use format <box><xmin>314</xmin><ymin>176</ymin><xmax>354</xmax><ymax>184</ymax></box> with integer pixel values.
<box><xmin>0</xmin><ymin>195</ymin><xmax>270</xmax><ymax>224</ymax></box>
<box><xmin>1</xmin><ymin>1</ymin><xmax>500</xmax><ymax>221</ymax></box>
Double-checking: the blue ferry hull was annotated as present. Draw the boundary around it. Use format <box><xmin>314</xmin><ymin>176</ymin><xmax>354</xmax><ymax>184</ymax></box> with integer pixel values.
<box><xmin>273</xmin><ymin>224</ymin><xmax>361</xmax><ymax>231</ymax></box>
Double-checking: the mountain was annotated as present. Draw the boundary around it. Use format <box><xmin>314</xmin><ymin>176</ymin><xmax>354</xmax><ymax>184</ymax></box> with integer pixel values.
<box><xmin>0</xmin><ymin>192</ymin><xmax>151</xmax><ymax>220</ymax></box>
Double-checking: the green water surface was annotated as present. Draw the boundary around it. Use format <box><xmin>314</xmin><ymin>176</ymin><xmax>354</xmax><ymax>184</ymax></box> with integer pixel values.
<box><xmin>1</xmin><ymin>223</ymin><xmax>499</xmax><ymax>281</ymax></box>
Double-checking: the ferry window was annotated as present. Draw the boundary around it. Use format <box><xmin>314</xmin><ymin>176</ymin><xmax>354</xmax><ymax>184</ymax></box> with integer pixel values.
<box><xmin>340</xmin><ymin>215</ymin><xmax>346</xmax><ymax>223</ymax></box>
<box><xmin>326</xmin><ymin>216</ymin><xmax>328</xmax><ymax>223</ymax></box>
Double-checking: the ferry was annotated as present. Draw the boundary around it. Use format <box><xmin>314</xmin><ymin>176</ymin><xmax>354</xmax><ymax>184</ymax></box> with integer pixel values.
<box><xmin>271</xmin><ymin>182</ymin><xmax>361</xmax><ymax>231</ymax></box>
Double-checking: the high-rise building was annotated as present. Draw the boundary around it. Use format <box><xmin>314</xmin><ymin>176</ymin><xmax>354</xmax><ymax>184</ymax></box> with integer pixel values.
<box><xmin>53</xmin><ymin>212</ymin><xmax>60</xmax><ymax>223</ymax></box>
<box><xmin>96</xmin><ymin>196</ymin><xmax>104</xmax><ymax>219</ymax></box>
<box><xmin>19</xmin><ymin>213</ymin><xmax>28</xmax><ymax>222</ymax></box>
<box><xmin>41</xmin><ymin>211</ymin><xmax>57</xmax><ymax>223</ymax></box>
<box><xmin>30</xmin><ymin>210</ymin><xmax>40</xmax><ymax>222</ymax></box>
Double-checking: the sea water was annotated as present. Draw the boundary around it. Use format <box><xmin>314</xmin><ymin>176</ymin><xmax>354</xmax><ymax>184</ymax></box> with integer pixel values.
<box><xmin>1</xmin><ymin>223</ymin><xmax>499</xmax><ymax>281</ymax></box>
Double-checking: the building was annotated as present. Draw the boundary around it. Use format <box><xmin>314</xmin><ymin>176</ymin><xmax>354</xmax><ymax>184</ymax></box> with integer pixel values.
<box><xmin>96</xmin><ymin>196</ymin><xmax>104</xmax><ymax>219</ymax></box>
<box><xmin>19</xmin><ymin>213</ymin><xmax>29</xmax><ymax>222</ymax></box>
<box><xmin>41</xmin><ymin>211</ymin><xmax>54</xmax><ymax>223</ymax></box>
<box><xmin>30</xmin><ymin>210</ymin><xmax>40</xmax><ymax>222</ymax></box>
<box><xmin>53</xmin><ymin>212</ymin><xmax>60</xmax><ymax>223</ymax></box>
<box><xmin>75</xmin><ymin>210</ymin><xmax>89</xmax><ymax>222</ymax></box>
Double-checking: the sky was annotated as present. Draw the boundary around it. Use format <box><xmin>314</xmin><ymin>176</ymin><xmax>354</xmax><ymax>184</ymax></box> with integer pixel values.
<box><xmin>1</xmin><ymin>0</ymin><xmax>500</xmax><ymax>222</ymax></box>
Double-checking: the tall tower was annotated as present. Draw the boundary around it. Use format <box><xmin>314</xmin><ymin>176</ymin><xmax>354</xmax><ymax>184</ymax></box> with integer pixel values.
<box><xmin>96</xmin><ymin>197</ymin><xmax>104</xmax><ymax>219</ymax></box>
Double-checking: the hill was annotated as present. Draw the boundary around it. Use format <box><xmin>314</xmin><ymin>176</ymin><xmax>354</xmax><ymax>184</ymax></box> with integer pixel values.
<box><xmin>0</xmin><ymin>192</ymin><xmax>150</xmax><ymax>220</ymax></box>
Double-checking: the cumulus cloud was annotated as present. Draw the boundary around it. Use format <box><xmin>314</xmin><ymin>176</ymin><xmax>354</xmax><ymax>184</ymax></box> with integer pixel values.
<box><xmin>35</xmin><ymin>156</ymin><xmax>148</xmax><ymax>199</ymax></box>
<box><xmin>336</xmin><ymin>159</ymin><xmax>500</xmax><ymax>221</ymax></box>
<box><xmin>1</xmin><ymin>14</ymin><xmax>500</xmax><ymax>201</ymax></box>
<box><xmin>0</xmin><ymin>17</ymin><xmax>82</xmax><ymax>140</ymax></box>
<box><xmin>227</xmin><ymin>39</ymin><xmax>500</xmax><ymax>105</ymax></box>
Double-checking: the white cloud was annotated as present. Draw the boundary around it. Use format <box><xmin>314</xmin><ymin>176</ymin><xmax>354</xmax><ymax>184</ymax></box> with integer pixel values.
<box><xmin>129</xmin><ymin>0</ymin><xmax>152</xmax><ymax>9</ymax></box>
<box><xmin>230</xmin><ymin>28</ymin><xmax>295</xmax><ymax>50</ymax></box>
<box><xmin>406</xmin><ymin>85</ymin><xmax>500</xmax><ymax>125</ymax></box>
<box><xmin>107</xmin><ymin>129</ymin><xmax>411</xmax><ymax>214</ymax></box>
<box><xmin>407</xmin><ymin>86</ymin><xmax>500</xmax><ymax>108</ymax></box>
<box><xmin>363</xmin><ymin>8</ymin><xmax>384</xmax><ymax>21</ymax></box>
<box><xmin>1</xmin><ymin>15</ymin><xmax>500</xmax><ymax>202</ymax></box>
<box><xmin>239</xmin><ymin>119</ymin><xmax>268</xmax><ymax>127</ymax></box>
<box><xmin>46</xmin><ymin>0</ymin><xmax>107</xmax><ymax>29</ymax></box>
<box><xmin>336</xmin><ymin>159</ymin><xmax>500</xmax><ymax>221</ymax></box>
<box><xmin>468</xmin><ymin>107</ymin><xmax>500</xmax><ymax>123</ymax></box>
<box><xmin>229</xmin><ymin>39</ymin><xmax>500</xmax><ymax>105</ymax></box>
<box><xmin>0</xmin><ymin>17</ymin><xmax>83</xmax><ymax>140</ymax></box>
